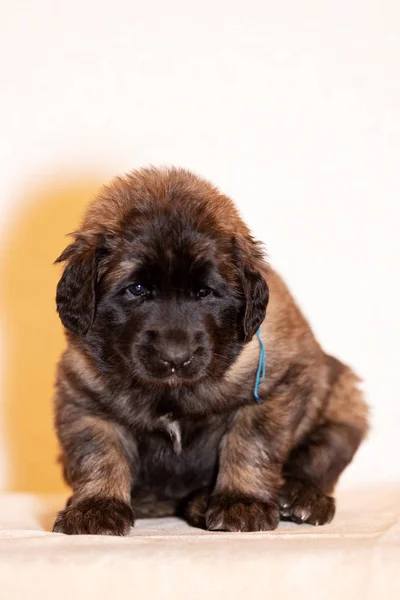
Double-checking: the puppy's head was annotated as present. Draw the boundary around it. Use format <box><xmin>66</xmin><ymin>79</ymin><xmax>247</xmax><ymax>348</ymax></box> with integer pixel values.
<box><xmin>56</xmin><ymin>168</ymin><xmax>268</xmax><ymax>388</ymax></box>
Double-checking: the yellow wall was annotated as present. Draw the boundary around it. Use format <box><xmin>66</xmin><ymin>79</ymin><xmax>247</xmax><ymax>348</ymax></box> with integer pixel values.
<box><xmin>0</xmin><ymin>179</ymin><xmax>103</xmax><ymax>492</ymax></box>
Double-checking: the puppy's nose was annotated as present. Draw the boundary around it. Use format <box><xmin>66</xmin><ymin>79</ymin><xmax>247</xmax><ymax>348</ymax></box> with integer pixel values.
<box><xmin>158</xmin><ymin>343</ymin><xmax>195</xmax><ymax>370</ymax></box>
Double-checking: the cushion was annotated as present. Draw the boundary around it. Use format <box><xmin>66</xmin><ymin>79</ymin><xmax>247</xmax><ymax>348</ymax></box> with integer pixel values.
<box><xmin>0</xmin><ymin>487</ymin><xmax>399</xmax><ymax>599</ymax></box>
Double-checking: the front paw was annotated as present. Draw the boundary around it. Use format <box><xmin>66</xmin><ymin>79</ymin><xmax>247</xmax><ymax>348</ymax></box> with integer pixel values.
<box><xmin>52</xmin><ymin>497</ymin><xmax>134</xmax><ymax>536</ymax></box>
<box><xmin>205</xmin><ymin>494</ymin><xmax>280</xmax><ymax>532</ymax></box>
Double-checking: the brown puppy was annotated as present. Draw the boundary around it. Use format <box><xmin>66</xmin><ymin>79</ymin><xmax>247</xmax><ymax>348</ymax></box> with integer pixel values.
<box><xmin>52</xmin><ymin>167</ymin><xmax>368</xmax><ymax>535</ymax></box>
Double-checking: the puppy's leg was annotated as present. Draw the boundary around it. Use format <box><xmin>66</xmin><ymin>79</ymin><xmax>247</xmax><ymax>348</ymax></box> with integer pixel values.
<box><xmin>280</xmin><ymin>359</ymin><xmax>369</xmax><ymax>526</ymax></box>
<box><xmin>130</xmin><ymin>489</ymin><xmax>178</xmax><ymax>519</ymax></box>
<box><xmin>205</xmin><ymin>407</ymin><xmax>288</xmax><ymax>532</ymax></box>
<box><xmin>53</xmin><ymin>414</ymin><xmax>136</xmax><ymax>536</ymax></box>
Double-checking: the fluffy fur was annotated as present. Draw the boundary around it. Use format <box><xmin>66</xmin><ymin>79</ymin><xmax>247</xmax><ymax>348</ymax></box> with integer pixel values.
<box><xmin>52</xmin><ymin>167</ymin><xmax>369</xmax><ymax>535</ymax></box>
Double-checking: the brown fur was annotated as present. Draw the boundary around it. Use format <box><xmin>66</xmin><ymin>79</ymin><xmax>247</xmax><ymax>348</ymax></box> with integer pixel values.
<box><xmin>52</xmin><ymin>167</ymin><xmax>369</xmax><ymax>535</ymax></box>
<box><xmin>62</xmin><ymin>415</ymin><xmax>133</xmax><ymax>503</ymax></box>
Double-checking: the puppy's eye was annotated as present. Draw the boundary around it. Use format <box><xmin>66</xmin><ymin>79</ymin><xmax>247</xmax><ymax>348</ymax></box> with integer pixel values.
<box><xmin>126</xmin><ymin>283</ymin><xmax>147</xmax><ymax>297</ymax></box>
<box><xmin>197</xmin><ymin>287</ymin><xmax>213</xmax><ymax>298</ymax></box>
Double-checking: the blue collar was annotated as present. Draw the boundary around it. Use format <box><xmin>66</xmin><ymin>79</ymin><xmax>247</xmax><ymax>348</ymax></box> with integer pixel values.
<box><xmin>253</xmin><ymin>328</ymin><xmax>266</xmax><ymax>403</ymax></box>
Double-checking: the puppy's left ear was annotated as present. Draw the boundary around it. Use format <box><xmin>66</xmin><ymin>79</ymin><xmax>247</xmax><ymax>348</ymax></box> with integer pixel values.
<box><xmin>241</xmin><ymin>266</ymin><xmax>269</xmax><ymax>342</ymax></box>
<box><xmin>235</xmin><ymin>237</ymin><xmax>269</xmax><ymax>342</ymax></box>
<box><xmin>55</xmin><ymin>235</ymin><xmax>102</xmax><ymax>335</ymax></box>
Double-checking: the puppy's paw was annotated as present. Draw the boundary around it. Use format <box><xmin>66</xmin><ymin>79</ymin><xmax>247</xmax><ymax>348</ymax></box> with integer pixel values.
<box><xmin>52</xmin><ymin>497</ymin><xmax>134</xmax><ymax>536</ymax></box>
<box><xmin>205</xmin><ymin>494</ymin><xmax>280</xmax><ymax>532</ymax></box>
<box><xmin>183</xmin><ymin>488</ymin><xmax>211</xmax><ymax>529</ymax></box>
<box><xmin>279</xmin><ymin>480</ymin><xmax>335</xmax><ymax>525</ymax></box>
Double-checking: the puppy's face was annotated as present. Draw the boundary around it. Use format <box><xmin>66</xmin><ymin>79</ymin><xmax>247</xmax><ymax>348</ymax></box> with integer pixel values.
<box><xmin>55</xmin><ymin>169</ymin><xmax>269</xmax><ymax>392</ymax></box>
<box><xmin>96</xmin><ymin>230</ymin><xmax>244</xmax><ymax>386</ymax></box>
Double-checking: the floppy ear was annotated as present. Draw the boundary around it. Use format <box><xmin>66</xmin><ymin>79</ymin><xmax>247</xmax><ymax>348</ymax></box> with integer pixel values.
<box><xmin>55</xmin><ymin>237</ymin><xmax>99</xmax><ymax>335</ymax></box>
<box><xmin>235</xmin><ymin>237</ymin><xmax>269</xmax><ymax>342</ymax></box>
<box><xmin>241</xmin><ymin>266</ymin><xmax>269</xmax><ymax>342</ymax></box>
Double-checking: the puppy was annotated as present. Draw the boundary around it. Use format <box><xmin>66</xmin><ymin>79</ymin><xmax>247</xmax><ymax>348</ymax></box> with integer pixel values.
<box><xmin>52</xmin><ymin>167</ymin><xmax>368</xmax><ymax>535</ymax></box>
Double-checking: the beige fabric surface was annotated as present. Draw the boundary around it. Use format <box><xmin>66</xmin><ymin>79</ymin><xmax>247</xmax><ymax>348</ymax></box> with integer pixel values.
<box><xmin>0</xmin><ymin>487</ymin><xmax>399</xmax><ymax>600</ymax></box>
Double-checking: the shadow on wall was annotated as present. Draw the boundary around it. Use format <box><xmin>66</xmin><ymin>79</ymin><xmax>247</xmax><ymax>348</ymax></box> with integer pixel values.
<box><xmin>0</xmin><ymin>176</ymin><xmax>104</xmax><ymax>492</ymax></box>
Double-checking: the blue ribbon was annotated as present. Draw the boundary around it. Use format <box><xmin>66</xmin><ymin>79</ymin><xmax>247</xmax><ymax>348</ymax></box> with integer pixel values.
<box><xmin>253</xmin><ymin>328</ymin><xmax>266</xmax><ymax>403</ymax></box>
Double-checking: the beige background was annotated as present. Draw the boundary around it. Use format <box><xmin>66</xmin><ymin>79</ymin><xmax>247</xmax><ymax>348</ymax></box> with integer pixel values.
<box><xmin>0</xmin><ymin>1</ymin><xmax>399</xmax><ymax>492</ymax></box>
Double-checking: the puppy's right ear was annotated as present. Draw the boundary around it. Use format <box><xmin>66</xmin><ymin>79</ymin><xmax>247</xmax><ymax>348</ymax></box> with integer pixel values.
<box><xmin>55</xmin><ymin>236</ymin><xmax>99</xmax><ymax>335</ymax></box>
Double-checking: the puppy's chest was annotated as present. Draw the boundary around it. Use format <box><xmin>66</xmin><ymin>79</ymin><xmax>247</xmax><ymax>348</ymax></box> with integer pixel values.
<box><xmin>135</xmin><ymin>416</ymin><xmax>227</xmax><ymax>499</ymax></box>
